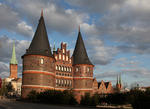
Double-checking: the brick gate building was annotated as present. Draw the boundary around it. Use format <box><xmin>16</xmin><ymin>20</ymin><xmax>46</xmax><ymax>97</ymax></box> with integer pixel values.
<box><xmin>21</xmin><ymin>11</ymin><xmax>114</xmax><ymax>102</ymax></box>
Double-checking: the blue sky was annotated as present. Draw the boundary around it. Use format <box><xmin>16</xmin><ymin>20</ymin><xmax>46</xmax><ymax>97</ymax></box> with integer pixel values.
<box><xmin>0</xmin><ymin>0</ymin><xmax>150</xmax><ymax>88</ymax></box>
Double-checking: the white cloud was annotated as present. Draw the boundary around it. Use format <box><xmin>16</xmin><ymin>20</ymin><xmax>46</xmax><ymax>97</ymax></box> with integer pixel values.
<box><xmin>0</xmin><ymin>62</ymin><xmax>9</xmax><ymax>78</ymax></box>
<box><xmin>86</xmin><ymin>37</ymin><xmax>118</xmax><ymax>65</ymax></box>
<box><xmin>0</xmin><ymin>3</ymin><xmax>33</xmax><ymax>37</ymax></box>
<box><xmin>6</xmin><ymin>0</ymin><xmax>88</xmax><ymax>34</ymax></box>
<box><xmin>16</xmin><ymin>21</ymin><xmax>34</xmax><ymax>37</ymax></box>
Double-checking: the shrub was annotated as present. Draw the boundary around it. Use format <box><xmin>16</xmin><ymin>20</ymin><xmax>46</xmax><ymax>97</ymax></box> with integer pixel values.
<box><xmin>27</xmin><ymin>90</ymin><xmax>77</xmax><ymax>105</ymax></box>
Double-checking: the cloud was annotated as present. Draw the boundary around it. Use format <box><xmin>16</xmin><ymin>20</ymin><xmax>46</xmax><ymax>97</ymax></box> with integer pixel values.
<box><xmin>66</xmin><ymin>0</ymin><xmax>125</xmax><ymax>13</ymax></box>
<box><xmin>6</xmin><ymin>0</ymin><xmax>88</xmax><ymax>34</ymax></box>
<box><xmin>85</xmin><ymin>37</ymin><xmax>118</xmax><ymax>65</ymax></box>
<box><xmin>0</xmin><ymin>36</ymin><xmax>30</xmax><ymax>64</ymax></box>
<box><xmin>0</xmin><ymin>62</ymin><xmax>9</xmax><ymax>78</ymax></box>
<box><xmin>0</xmin><ymin>3</ymin><xmax>33</xmax><ymax>37</ymax></box>
<box><xmin>66</xmin><ymin>0</ymin><xmax>150</xmax><ymax>54</ymax></box>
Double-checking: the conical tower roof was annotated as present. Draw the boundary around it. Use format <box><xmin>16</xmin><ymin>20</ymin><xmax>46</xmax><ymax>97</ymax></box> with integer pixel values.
<box><xmin>25</xmin><ymin>10</ymin><xmax>52</xmax><ymax>57</ymax></box>
<box><xmin>72</xmin><ymin>27</ymin><xmax>93</xmax><ymax>65</ymax></box>
<box><xmin>10</xmin><ymin>41</ymin><xmax>18</xmax><ymax>64</ymax></box>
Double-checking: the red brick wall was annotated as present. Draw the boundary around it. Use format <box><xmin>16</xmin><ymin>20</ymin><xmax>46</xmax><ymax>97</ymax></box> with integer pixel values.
<box><xmin>73</xmin><ymin>64</ymin><xmax>94</xmax><ymax>102</ymax></box>
<box><xmin>22</xmin><ymin>55</ymin><xmax>55</xmax><ymax>98</ymax></box>
<box><xmin>9</xmin><ymin>64</ymin><xmax>18</xmax><ymax>78</ymax></box>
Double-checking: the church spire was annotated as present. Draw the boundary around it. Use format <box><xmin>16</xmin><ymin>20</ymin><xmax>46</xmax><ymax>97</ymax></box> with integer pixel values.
<box><xmin>10</xmin><ymin>41</ymin><xmax>18</xmax><ymax>64</ymax></box>
<box><xmin>119</xmin><ymin>74</ymin><xmax>122</xmax><ymax>84</ymax></box>
<box><xmin>72</xmin><ymin>27</ymin><xmax>93</xmax><ymax>65</ymax></box>
<box><xmin>25</xmin><ymin>10</ymin><xmax>52</xmax><ymax>57</ymax></box>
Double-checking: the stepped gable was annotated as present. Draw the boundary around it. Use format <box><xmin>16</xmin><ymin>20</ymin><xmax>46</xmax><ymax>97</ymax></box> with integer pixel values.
<box><xmin>72</xmin><ymin>27</ymin><xmax>93</xmax><ymax>65</ymax></box>
<box><xmin>24</xmin><ymin>10</ymin><xmax>52</xmax><ymax>57</ymax></box>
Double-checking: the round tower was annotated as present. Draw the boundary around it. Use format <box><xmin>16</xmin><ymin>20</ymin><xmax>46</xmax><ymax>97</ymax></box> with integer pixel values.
<box><xmin>21</xmin><ymin>11</ymin><xmax>55</xmax><ymax>98</ymax></box>
<box><xmin>72</xmin><ymin>27</ymin><xmax>94</xmax><ymax>102</ymax></box>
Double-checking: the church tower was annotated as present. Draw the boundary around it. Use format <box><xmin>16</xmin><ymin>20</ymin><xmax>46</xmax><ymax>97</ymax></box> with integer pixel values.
<box><xmin>10</xmin><ymin>41</ymin><xmax>18</xmax><ymax>78</ymax></box>
<box><xmin>72</xmin><ymin>27</ymin><xmax>94</xmax><ymax>102</ymax></box>
<box><xmin>21</xmin><ymin>10</ymin><xmax>55</xmax><ymax>98</ymax></box>
<box><xmin>116</xmin><ymin>74</ymin><xmax>122</xmax><ymax>91</ymax></box>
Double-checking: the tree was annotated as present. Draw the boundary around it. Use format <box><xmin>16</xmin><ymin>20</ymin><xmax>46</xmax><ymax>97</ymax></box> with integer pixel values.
<box><xmin>0</xmin><ymin>80</ymin><xmax>8</xmax><ymax>96</ymax></box>
<box><xmin>6</xmin><ymin>82</ymin><xmax>14</xmax><ymax>92</ymax></box>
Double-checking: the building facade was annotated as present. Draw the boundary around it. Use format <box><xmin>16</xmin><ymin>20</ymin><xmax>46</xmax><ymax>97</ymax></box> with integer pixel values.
<box><xmin>21</xmin><ymin>11</ymin><xmax>113</xmax><ymax>102</ymax></box>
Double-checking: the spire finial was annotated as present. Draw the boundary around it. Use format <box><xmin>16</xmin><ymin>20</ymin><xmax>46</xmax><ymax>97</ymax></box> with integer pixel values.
<box><xmin>41</xmin><ymin>9</ymin><xmax>43</xmax><ymax>17</ymax></box>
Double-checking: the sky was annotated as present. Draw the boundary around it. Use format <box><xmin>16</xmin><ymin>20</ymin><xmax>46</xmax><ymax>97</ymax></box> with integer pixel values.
<box><xmin>0</xmin><ymin>0</ymin><xmax>150</xmax><ymax>88</ymax></box>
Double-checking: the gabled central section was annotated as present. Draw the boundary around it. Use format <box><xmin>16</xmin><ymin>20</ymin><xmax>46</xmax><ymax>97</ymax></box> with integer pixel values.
<box><xmin>26</xmin><ymin>11</ymin><xmax>52</xmax><ymax>57</ymax></box>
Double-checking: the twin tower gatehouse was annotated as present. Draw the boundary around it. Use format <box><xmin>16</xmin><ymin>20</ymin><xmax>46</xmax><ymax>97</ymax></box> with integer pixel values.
<box><xmin>21</xmin><ymin>11</ymin><xmax>113</xmax><ymax>102</ymax></box>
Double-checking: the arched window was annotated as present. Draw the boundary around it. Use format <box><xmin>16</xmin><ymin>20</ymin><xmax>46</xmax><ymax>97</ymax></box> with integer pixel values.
<box><xmin>62</xmin><ymin>66</ymin><xmax>64</xmax><ymax>71</ymax></box>
<box><xmin>66</xmin><ymin>56</ymin><xmax>68</xmax><ymax>61</ymax></box>
<box><xmin>55</xmin><ymin>56</ymin><xmax>57</xmax><ymax>60</ymax></box>
<box><xmin>76</xmin><ymin>67</ymin><xmax>79</xmax><ymax>72</ymax></box>
<box><xmin>64</xmin><ymin>67</ymin><xmax>66</xmax><ymax>71</ymax></box>
<box><xmin>56</xmin><ymin>65</ymin><xmax>58</xmax><ymax>70</ymax></box>
<box><xmin>59</xmin><ymin>66</ymin><xmax>61</xmax><ymax>71</ymax></box>
<box><xmin>59</xmin><ymin>79</ymin><xmax>60</xmax><ymax>84</ymax></box>
<box><xmin>87</xmin><ymin>67</ymin><xmax>90</xmax><ymax>72</ymax></box>
<box><xmin>70</xmin><ymin>68</ymin><xmax>72</xmax><ymax>72</ymax></box>
<box><xmin>70</xmin><ymin>80</ymin><xmax>72</xmax><ymax>86</ymax></box>
<box><xmin>63</xmin><ymin>49</ymin><xmax>65</xmax><ymax>53</ymax></box>
<box><xmin>59</xmin><ymin>54</ymin><xmax>61</xmax><ymax>60</ymax></box>
<box><xmin>69</xmin><ymin>59</ymin><xmax>71</xmax><ymax>63</ymax></box>
<box><xmin>63</xmin><ymin>55</ymin><xmax>65</xmax><ymax>60</ymax></box>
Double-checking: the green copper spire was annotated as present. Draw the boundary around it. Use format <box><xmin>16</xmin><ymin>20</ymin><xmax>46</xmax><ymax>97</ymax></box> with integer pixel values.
<box><xmin>10</xmin><ymin>41</ymin><xmax>18</xmax><ymax>64</ymax></box>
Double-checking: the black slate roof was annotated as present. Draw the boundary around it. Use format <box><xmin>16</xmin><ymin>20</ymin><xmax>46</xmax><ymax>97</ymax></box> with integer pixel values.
<box><xmin>24</xmin><ymin>13</ymin><xmax>52</xmax><ymax>57</ymax></box>
<box><xmin>72</xmin><ymin>30</ymin><xmax>93</xmax><ymax>65</ymax></box>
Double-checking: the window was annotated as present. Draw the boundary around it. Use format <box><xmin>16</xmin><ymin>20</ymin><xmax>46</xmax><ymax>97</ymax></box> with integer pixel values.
<box><xmin>56</xmin><ymin>79</ymin><xmax>58</xmax><ymax>83</ymax></box>
<box><xmin>87</xmin><ymin>67</ymin><xmax>90</xmax><ymax>72</ymax></box>
<box><xmin>59</xmin><ymin>54</ymin><xmax>61</xmax><ymax>59</ymax></box>
<box><xmin>76</xmin><ymin>67</ymin><xmax>79</xmax><ymax>72</ymax></box>
<box><xmin>63</xmin><ymin>55</ymin><xmax>65</xmax><ymax>60</ymax></box>
<box><xmin>55</xmin><ymin>56</ymin><xmax>57</xmax><ymax>60</ymax></box>
<box><xmin>63</xmin><ymin>49</ymin><xmax>65</xmax><ymax>53</ymax></box>
<box><xmin>59</xmin><ymin>66</ymin><xmax>61</xmax><ymax>70</ymax></box>
<box><xmin>56</xmin><ymin>65</ymin><xmax>58</xmax><ymax>70</ymax></box>
<box><xmin>66</xmin><ymin>56</ymin><xmax>68</xmax><ymax>61</ymax></box>
<box><xmin>64</xmin><ymin>67</ymin><xmax>66</xmax><ymax>71</ymax></box>
<box><xmin>69</xmin><ymin>59</ymin><xmax>71</xmax><ymax>63</ymax></box>
<box><xmin>61</xmin><ymin>66</ymin><xmax>64</xmax><ymax>71</ymax></box>
<box><xmin>40</xmin><ymin>58</ymin><xmax>44</xmax><ymax>64</ymax></box>
<box><xmin>70</xmin><ymin>80</ymin><xmax>72</xmax><ymax>86</ymax></box>
<box><xmin>70</xmin><ymin>68</ymin><xmax>72</xmax><ymax>72</ymax></box>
